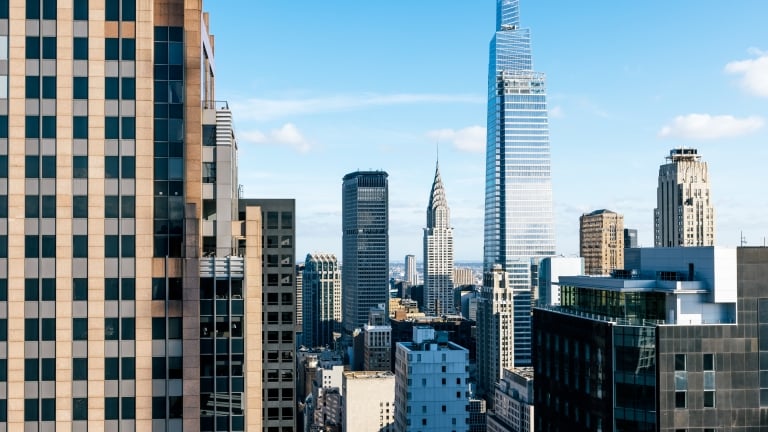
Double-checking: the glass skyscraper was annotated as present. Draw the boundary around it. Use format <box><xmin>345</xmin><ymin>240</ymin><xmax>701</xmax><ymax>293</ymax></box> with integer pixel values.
<box><xmin>483</xmin><ymin>0</ymin><xmax>555</xmax><ymax>366</ymax></box>
<box><xmin>342</xmin><ymin>171</ymin><xmax>389</xmax><ymax>334</ymax></box>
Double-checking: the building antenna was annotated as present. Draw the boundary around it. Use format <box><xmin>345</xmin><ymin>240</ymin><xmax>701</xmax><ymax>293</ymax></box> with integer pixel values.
<box><xmin>740</xmin><ymin>231</ymin><xmax>747</xmax><ymax>247</ymax></box>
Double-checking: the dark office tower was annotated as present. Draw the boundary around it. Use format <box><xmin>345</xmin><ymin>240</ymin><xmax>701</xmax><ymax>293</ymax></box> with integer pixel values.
<box><xmin>342</xmin><ymin>171</ymin><xmax>389</xmax><ymax>333</ymax></box>
<box><xmin>483</xmin><ymin>0</ymin><xmax>554</xmax><ymax>368</ymax></box>
<box><xmin>534</xmin><ymin>246</ymin><xmax>768</xmax><ymax>431</ymax></box>
<box><xmin>624</xmin><ymin>228</ymin><xmax>638</xmax><ymax>249</ymax></box>
<box><xmin>239</xmin><ymin>199</ymin><xmax>297</xmax><ymax>432</ymax></box>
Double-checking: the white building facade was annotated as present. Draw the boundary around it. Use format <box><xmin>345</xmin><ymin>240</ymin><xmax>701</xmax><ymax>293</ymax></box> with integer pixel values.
<box><xmin>394</xmin><ymin>327</ymin><xmax>469</xmax><ymax>432</ymax></box>
<box><xmin>537</xmin><ymin>256</ymin><xmax>583</xmax><ymax>306</ymax></box>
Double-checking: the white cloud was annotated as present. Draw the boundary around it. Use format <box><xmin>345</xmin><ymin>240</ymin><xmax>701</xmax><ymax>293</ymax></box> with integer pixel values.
<box><xmin>231</xmin><ymin>93</ymin><xmax>484</xmax><ymax>121</ymax></box>
<box><xmin>426</xmin><ymin>126</ymin><xmax>486</xmax><ymax>153</ymax></box>
<box><xmin>241</xmin><ymin>123</ymin><xmax>312</xmax><ymax>153</ymax></box>
<box><xmin>658</xmin><ymin>114</ymin><xmax>764</xmax><ymax>140</ymax></box>
<box><xmin>550</xmin><ymin>105</ymin><xmax>564</xmax><ymax>118</ymax></box>
<box><xmin>725</xmin><ymin>50</ymin><xmax>768</xmax><ymax>97</ymax></box>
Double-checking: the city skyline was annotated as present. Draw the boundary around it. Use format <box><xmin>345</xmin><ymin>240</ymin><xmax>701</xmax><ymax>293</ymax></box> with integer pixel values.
<box><xmin>205</xmin><ymin>1</ymin><xmax>768</xmax><ymax>261</ymax></box>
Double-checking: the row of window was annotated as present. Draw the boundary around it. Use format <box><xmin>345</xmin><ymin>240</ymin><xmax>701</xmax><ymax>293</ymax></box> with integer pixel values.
<box><xmin>5</xmin><ymin>234</ymin><xmax>137</xmax><ymax>258</ymax></box>
<box><xmin>23</xmin><ymin>116</ymin><xmax>137</xmax><ymax>139</ymax></box>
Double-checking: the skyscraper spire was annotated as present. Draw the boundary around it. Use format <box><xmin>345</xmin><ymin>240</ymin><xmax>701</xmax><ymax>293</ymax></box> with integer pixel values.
<box><xmin>424</xmin><ymin>160</ymin><xmax>454</xmax><ymax>316</ymax></box>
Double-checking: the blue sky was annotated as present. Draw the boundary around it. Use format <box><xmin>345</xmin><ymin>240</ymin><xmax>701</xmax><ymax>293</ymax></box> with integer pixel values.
<box><xmin>205</xmin><ymin>1</ymin><xmax>768</xmax><ymax>261</ymax></box>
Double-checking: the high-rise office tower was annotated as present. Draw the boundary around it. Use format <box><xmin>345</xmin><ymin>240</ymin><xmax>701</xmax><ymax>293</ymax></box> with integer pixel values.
<box><xmin>295</xmin><ymin>262</ymin><xmax>304</xmax><ymax>343</ymax></box>
<box><xmin>579</xmin><ymin>209</ymin><xmax>624</xmax><ymax>276</ymax></box>
<box><xmin>483</xmin><ymin>0</ymin><xmax>555</xmax><ymax>367</ymax></box>
<box><xmin>423</xmin><ymin>163</ymin><xmax>454</xmax><ymax>316</ymax></box>
<box><xmin>404</xmin><ymin>254</ymin><xmax>417</xmax><ymax>286</ymax></box>
<box><xmin>476</xmin><ymin>265</ymin><xmax>515</xmax><ymax>401</ymax></box>
<box><xmin>342</xmin><ymin>171</ymin><xmax>389</xmax><ymax>333</ymax></box>
<box><xmin>0</xmin><ymin>1</ymin><xmax>291</xmax><ymax>430</ymax></box>
<box><xmin>624</xmin><ymin>228</ymin><xmax>638</xmax><ymax>249</ymax></box>
<box><xmin>302</xmin><ymin>253</ymin><xmax>342</xmax><ymax>349</ymax></box>
<box><xmin>239</xmin><ymin>199</ymin><xmax>297</xmax><ymax>431</ymax></box>
<box><xmin>654</xmin><ymin>148</ymin><xmax>715</xmax><ymax>247</ymax></box>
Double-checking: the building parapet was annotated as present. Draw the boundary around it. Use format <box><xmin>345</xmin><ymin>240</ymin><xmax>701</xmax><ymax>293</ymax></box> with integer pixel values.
<box><xmin>200</xmin><ymin>256</ymin><xmax>244</xmax><ymax>279</ymax></box>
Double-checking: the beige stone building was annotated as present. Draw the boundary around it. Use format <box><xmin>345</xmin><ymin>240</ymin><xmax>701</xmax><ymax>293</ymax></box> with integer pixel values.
<box><xmin>0</xmin><ymin>1</ymin><xmax>295</xmax><ymax>431</ymax></box>
<box><xmin>654</xmin><ymin>148</ymin><xmax>716</xmax><ymax>247</ymax></box>
<box><xmin>580</xmin><ymin>209</ymin><xmax>624</xmax><ymax>276</ymax></box>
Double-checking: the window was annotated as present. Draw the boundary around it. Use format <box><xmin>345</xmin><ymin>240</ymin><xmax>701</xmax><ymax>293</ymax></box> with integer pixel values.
<box><xmin>122</xmin><ymin>279</ymin><xmax>135</xmax><ymax>300</ymax></box>
<box><xmin>73</xmin><ymin>358</ymin><xmax>88</xmax><ymax>380</ymax></box>
<box><xmin>41</xmin><ymin>279</ymin><xmax>55</xmax><ymax>301</ymax></box>
<box><xmin>122</xmin><ymin>156</ymin><xmax>135</xmax><ymax>178</ymax></box>
<box><xmin>105</xmin><ymin>156</ymin><xmax>119</xmax><ymax>178</ymax></box>
<box><xmin>152</xmin><ymin>318</ymin><xmax>165</xmax><ymax>340</ymax></box>
<box><xmin>73</xmin><ymin>278</ymin><xmax>88</xmax><ymax>301</ymax></box>
<box><xmin>42</xmin><ymin>0</ymin><xmax>56</xmax><ymax>19</ymax></box>
<box><xmin>105</xmin><ymin>196</ymin><xmax>119</xmax><ymax>218</ymax></box>
<box><xmin>24</xmin><ymin>398</ymin><xmax>38</xmax><ymax>421</ymax></box>
<box><xmin>122</xmin><ymin>317</ymin><xmax>135</xmax><ymax>339</ymax></box>
<box><xmin>73</xmin><ymin>0</ymin><xmax>89</xmax><ymax>20</ymax></box>
<box><xmin>25</xmin><ymin>195</ymin><xmax>38</xmax><ymax>218</ymax></box>
<box><xmin>41</xmin><ymin>195</ymin><xmax>55</xmax><ymax>218</ymax></box>
<box><xmin>72</xmin><ymin>318</ymin><xmax>88</xmax><ymax>340</ymax></box>
<box><xmin>168</xmin><ymin>317</ymin><xmax>182</xmax><ymax>339</ymax></box>
<box><xmin>122</xmin><ymin>38</ymin><xmax>135</xmax><ymax>60</ymax></box>
<box><xmin>73</xmin><ymin>196</ymin><xmax>88</xmax><ymax>219</ymax></box>
<box><xmin>105</xmin><ymin>318</ymin><xmax>119</xmax><ymax>340</ymax></box>
<box><xmin>73</xmin><ymin>156</ymin><xmax>88</xmax><ymax>178</ymax></box>
<box><xmin>122</xmin><ymin>235</ymin><xmax>135</xmax><ymax>257</ymax></box>
<box><xmin>25</xmin><ymin>117</ymin><xmax>38</xmax><ymax>139</ymax></box>
<box><xmin>105</xmin><ymin>235</ymin><xmax>119</xmax><ymax>257</ymax></box>
<box><xmin>41</xmin><ymin>235</ymin><xmax>55</xmax><ymax>257</ymax></box>
<box><xmin>41</xmin><ymin>358</ymin><xmax>55</xmax><ymax>380</ymax></box>
<box><xmin>26</xmin><ymin>0</ymin><xmax>40</xmax><ymax>18</ymax></box>
<box><xmin>704</xmin><ymin>353</ymin><xmax>715</xmax><ymax>407</ymax></box>
<box><xmin>42</xmin><ymin>76</ymin><xmax>56</xmax><ymax>98</ymax></box>
<box><xmin>73</xmin><ymin>37</ymin><xmax>88</xmax><ymax>59</ymax></box>
<box><xmin>122</xmin><ymin>117</ymin><xmax>135</xmax><ymax>139</ymax></box>
<box><xmin>41</xmin><ymin>116</ymin><xmax>55</xmax><ymax>138</ymax></box>
<box><xmin>105</xmin><ymin>278</ymin><xmax>119</xmax><ymax>300</ymax></box>
<box><xmin>73</xmin><ymin>77</ymin><xmax>88</xmax><ymax>99</ymax></box>
<box><xmin>25</xmin><ymin>76</ymin><xmax>39</xmax><ymax>98</ymax></box>
<box><xmin>25</xmin><ymin>36</ymin><xmax>40</xmax><ymax>59</ymax></box>
<box><xmin>105</xmin><ymin>38</ymin><xmax>119</xmax><ymax>60</ymax></box>
<box><xmin>25</xmin><ymin>359</ymin><xmax>38</xmax><ymax>381</ymax></box>
<box><xmin>122</xmin><ymin>77</ymin><xmax>135</xmax><ymax>99</ymax></box>
<box><xmin>105</xmin><ymin>397</ymin><xmax>119</xmax><ymax>420</ymax></box>
<box><xmin>41</xmin><ymin>155</ymin><xmax>56</xmax><ymax>177</ymax></box>
<box><xmin>73</xmin><ymin>235</ymin><xmax>88</xmax><ymax>258</ymax></box>
<box><xmin>42</xmin><ymin>37</ymin><xmax>56</xmax><ymax>59</ymax></box>
<box><xmin>122</xmin><ymin>357</ymin><xmax>135</xmax><ymax>380</ymax></box>
<box><xmin>105</xmin><ymin>0</ymin><xmax>119</xmax><ymax>21</ymax></box>
<box><xmin>41</xmin><ymin>318</ymin><xmax>55</xmax><ymax>340</ymax></box>
<box><xmin>105</xmin><ymin>116</ymin><xmax>119</xmax><ymax>139</ymax></box>
<box><xmin>152</xmin><ymin>357</ymin><xmax>166</xmax><ymax>379</ymax></box>
<box><xmin>25</xmin><ymin>235</ymin><xmax>38</xmax><ymax>258</ymax></box>
<box><xmin>122</xmin><ymin>196</ymin><xmax>135</xmax><ymax>218</ymax></box>
<box><xmin>73</xmin><ymin>398</ymin><xmax>88</xmax><ymax>420</ymax></box>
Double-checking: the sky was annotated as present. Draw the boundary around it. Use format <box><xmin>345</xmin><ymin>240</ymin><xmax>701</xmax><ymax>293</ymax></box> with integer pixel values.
<box><xmin>204</xmin><ymin>1</ymin><xmax>768</xmax><ymax>262</ymax></box>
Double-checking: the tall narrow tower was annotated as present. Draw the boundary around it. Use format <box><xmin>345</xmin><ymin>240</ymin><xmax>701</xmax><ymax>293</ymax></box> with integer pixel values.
<box><xmin>342</xmin><ymin>171</ymin><xmax>389</xmax><ymax>333</ymax></box>
<box><xmin>580</xmin><ymin>209</ymin><xmax>624</xmax><ymax>275</ymax></box>
<box><xmin>423</xmin><ymin>163</ymin><xmax>454</xmax><ymax>316</ymax></box>
<box><xmin>483</xmin><ymin>0</ymin><xmax>554</xmax><ymax>366</ymax></box>
<box><xmin>654</xmin><ymin>148</ymin><xmax>715</xmax><ymax>247</ymax></box>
